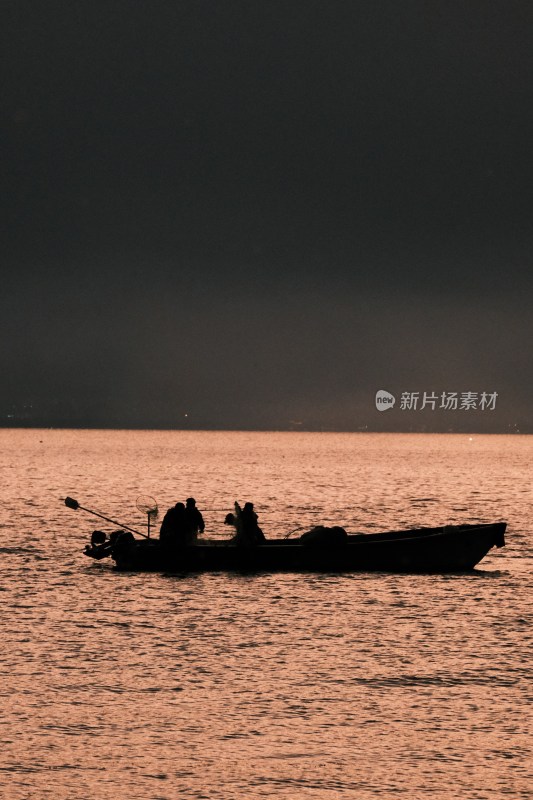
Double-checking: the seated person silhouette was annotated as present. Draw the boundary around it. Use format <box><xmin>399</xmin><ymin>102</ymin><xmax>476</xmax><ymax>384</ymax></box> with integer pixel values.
<box><xmin>224</xmin><ymin>501</ymin><xmax>266</xmax><ymax>546</ymax></box>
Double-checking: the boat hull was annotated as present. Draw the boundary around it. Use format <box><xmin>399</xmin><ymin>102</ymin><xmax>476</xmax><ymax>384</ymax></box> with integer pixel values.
<box><xmin>109</xmin><ymin>522</ymin><xmax>506</xmax><ymax>574</ymax></box>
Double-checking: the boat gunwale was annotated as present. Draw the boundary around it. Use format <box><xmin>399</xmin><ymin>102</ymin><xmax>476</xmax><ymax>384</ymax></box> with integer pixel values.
<box><xmin>127</xmin><ymin>521</ymin><xmax>506</xmax><ymax>550</ymax></box>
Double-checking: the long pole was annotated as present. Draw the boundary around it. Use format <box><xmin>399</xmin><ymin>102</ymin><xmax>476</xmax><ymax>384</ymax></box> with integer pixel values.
<box><xmin>64</xmin><ymin>497</ymin><xmax>147</xmax><ymax>538</ymax></box>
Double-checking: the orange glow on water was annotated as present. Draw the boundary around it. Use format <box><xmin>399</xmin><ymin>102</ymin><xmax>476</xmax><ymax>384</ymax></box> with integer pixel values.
<box><xmin>1</xmin><ymin>430</ymin><xmax>530</xmax><ymax>799</ymax></box>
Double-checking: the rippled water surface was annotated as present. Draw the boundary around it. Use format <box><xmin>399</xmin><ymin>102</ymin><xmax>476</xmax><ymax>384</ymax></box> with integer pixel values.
<box><xmin>1</xmin><ymin>430</ymin><xmax>531</xmax><ymax>799</ymax></box>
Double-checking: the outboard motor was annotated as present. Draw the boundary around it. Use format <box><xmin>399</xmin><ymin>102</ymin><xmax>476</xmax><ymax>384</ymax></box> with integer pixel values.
<box><xmin>84</xmin><ymin>530</ymin><xmax>111</xmax><ymax>559</ymax></box>
<box><xmin>91</xmin><ymin>530</ymin><xmax>107</xmax><ymax>546</ymax></box>
<box><xmin>110</xmin><ymin>530</ymin><xmax>136</xmax><ymax>556</ymax></box>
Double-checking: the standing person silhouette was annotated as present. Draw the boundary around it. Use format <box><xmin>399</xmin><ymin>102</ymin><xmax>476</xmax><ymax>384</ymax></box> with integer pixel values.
<box><xmin>159</xmin><ymin>502</ymin><xmax>187</xmax><ymax>547</ymax></box>
<box><xmin>184</xmin><ymin>497</ymin><xmax>205</xmax><ymax>543</ymax></box>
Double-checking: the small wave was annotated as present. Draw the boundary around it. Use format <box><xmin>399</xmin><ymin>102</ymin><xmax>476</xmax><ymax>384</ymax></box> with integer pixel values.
<box><xmin>351</xmin><ymin>672</ymin><xmax>519</xmax><ymax>688</ymax></box>
<box><xmin>0</xmin><ymin>546</ymin><xmax>42</xmax><ymax>555</ymax></box>
<box><xmin>409</xmin><ymin>498</ymin><xmax>439</xmax><ymax>503</ymax></box>
<box><xmin>0</xmin><ymin>762</ymin><xmax>85</xmax><ymax>774</ymax></box>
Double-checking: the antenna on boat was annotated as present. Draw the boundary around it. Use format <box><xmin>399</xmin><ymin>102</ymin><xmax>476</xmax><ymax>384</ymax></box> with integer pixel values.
<box><xmin>136</xmin><ymin>496</ymin><xmax>158</xmax><ymax>538</ymax></box>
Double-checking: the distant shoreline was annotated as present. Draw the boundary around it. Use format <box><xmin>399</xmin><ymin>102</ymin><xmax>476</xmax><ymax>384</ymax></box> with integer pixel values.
<box><xmin>0</xmin><ymin>424</ymin><xmax>530</xmax><ymax>435</ymax></box>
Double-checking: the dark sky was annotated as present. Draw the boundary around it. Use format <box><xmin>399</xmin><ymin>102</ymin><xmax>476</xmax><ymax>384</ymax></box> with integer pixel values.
<box><xmin>3</xmin><ymin>1</ymin><xmax>533</xmax><ymax>431</ymax></box>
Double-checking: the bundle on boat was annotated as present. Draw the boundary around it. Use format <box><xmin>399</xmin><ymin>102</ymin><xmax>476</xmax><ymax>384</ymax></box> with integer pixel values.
<box><xmin>299</xmin><ymin>525</ymin><xmax>348</xmax><ymax>547</ymax></box>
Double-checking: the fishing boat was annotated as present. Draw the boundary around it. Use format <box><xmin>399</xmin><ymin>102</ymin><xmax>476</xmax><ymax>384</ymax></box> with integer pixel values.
<box><xmin>81</xmin><ymin>518</ymin><xmax>506</xmax><ymax>573</ymax></box>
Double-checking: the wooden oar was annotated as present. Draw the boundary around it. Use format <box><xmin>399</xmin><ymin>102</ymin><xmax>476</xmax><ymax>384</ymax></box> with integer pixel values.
<box><xmin>64</xmin><ymin>496</ymin><xmax>148</xmax><ymax>538</ymax></box>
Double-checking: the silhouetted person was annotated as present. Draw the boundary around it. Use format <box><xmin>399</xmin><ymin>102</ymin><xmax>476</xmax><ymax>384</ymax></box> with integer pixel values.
<box><xmin>229</xmin><ymin>501</ymin><xmax>266</xmax><ymax>546</ymax></box>
<box><xmin>160</xmin><ymin>502</ymin><xmax>187</xmax><ymax>547</ymax></box>
<box><xmin>184</xmin><ymin>497</ymin><xmax>204</xmax><ymax>542</ymax></box>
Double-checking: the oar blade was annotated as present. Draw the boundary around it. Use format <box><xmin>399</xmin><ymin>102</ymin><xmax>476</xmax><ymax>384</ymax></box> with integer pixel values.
<box><xmin>65</xmin><ymin>496</ymin><xmax>80</xmax><ymax>510</ymax></box>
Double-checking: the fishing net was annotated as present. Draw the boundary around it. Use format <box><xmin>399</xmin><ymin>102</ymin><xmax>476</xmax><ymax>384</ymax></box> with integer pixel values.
<box><xmin>136</xmin><ymin>495</ymin><xmax>159</xmax><ymax>519</ymax></box>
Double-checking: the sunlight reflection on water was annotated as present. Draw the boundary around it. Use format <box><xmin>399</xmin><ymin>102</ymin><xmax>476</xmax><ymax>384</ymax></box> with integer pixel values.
<box><xmin>0</xmin><ymin>430</ymin><xmax>531</xmax><ymax>799</ymax></box>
